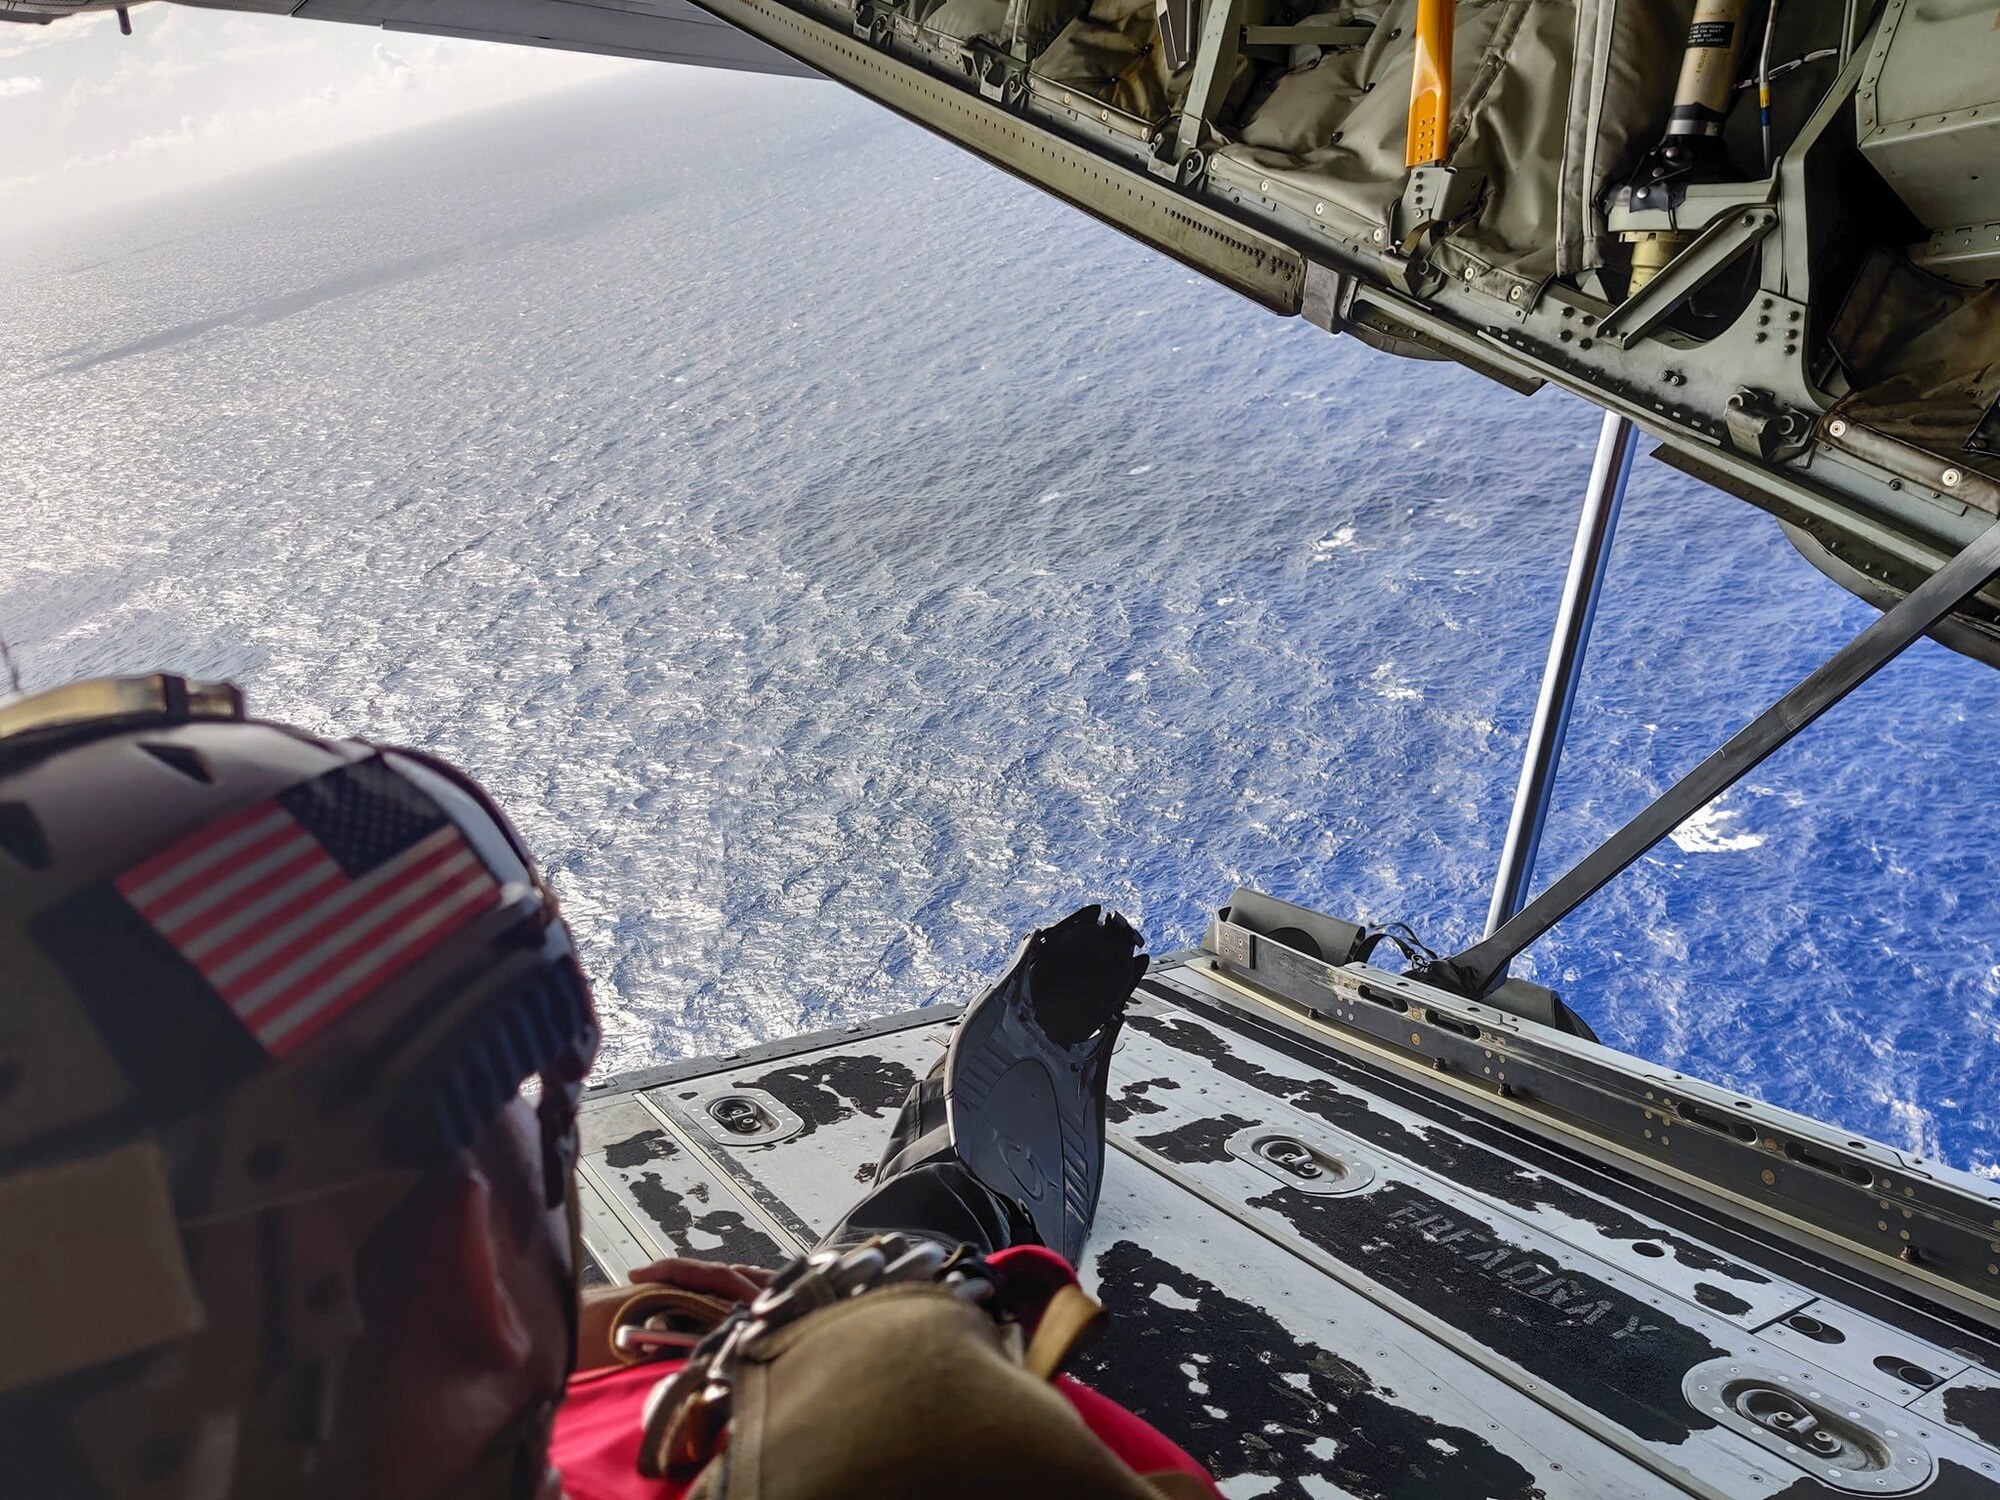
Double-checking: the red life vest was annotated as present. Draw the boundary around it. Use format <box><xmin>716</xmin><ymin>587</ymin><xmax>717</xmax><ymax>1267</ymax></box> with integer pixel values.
<box><xmin>553</xmin><ymin>1363</ymin><xmax>1216</xmax><ymax>1499</ymax></box>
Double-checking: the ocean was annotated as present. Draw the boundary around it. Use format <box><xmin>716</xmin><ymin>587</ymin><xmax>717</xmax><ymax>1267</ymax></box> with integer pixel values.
<box><xmin>5</xmin><ymin>66</ymin><xmax>1996</xmax><ymax>1177</ymax></box>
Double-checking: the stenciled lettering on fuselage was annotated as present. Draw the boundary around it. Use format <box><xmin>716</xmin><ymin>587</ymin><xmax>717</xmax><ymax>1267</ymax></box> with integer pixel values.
<box><xmin>1380</xmin><ymin>1203</ymin><xmax>1662</xmax><ymax>1342</ymax></box>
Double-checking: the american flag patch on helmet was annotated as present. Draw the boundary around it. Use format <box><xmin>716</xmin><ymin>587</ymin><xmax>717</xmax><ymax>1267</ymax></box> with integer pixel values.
<box><xmin>115</xmin><ymin>758</ymin><xmax>502</xmax><ymax>1057</ymax></box>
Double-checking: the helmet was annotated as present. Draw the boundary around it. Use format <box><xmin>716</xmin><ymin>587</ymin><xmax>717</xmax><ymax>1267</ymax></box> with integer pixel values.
<box><xmin>0</xmin><ymin>675</ymin><xmax>599</xmax><ymax>1497</ymax></box>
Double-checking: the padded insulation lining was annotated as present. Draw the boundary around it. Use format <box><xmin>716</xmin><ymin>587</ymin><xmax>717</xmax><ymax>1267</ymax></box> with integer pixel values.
<box><xmin>1213</xmin><ymin>0</ymin><xmax>1691</xmax><ymax>277</ymax></box>
<box><xmin>1031</xmin><ymin>0</ymin><xmax>1198</xmax><ymax>124</ymax></box>
<box><xmin>929</xmin><ymin>0</ymin><xmax>1090</xmax><ymax>58</ymax></box>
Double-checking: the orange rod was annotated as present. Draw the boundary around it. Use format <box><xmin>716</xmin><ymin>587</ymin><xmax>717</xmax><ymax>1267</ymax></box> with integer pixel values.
<box><xmin>1405</xmin><ymin>0</ymin><xmax>1453</xmax><ymax>168</ymax></box>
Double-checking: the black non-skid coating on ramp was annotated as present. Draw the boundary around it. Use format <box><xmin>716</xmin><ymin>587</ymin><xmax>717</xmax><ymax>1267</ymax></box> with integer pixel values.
<box><xmin>1073</xmin><ymin>1240</ymin><xmax>1546</xmax><ymax>1500</ymax></box>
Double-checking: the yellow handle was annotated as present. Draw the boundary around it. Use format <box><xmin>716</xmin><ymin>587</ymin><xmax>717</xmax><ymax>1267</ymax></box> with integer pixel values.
<box><xmin>1406</xmin><ymin>0</ymin><xmax>1454</xmax><ymax>168</ymax></box>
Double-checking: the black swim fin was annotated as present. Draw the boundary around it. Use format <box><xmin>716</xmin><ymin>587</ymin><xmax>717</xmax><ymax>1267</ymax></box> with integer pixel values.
<box><xmin>944</xmin><ymin>904</ymin><xmax>1147</xmax><ymax>1264</ymax></box>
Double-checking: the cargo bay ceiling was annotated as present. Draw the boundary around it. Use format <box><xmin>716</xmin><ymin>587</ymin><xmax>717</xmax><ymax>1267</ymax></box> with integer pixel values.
<box><xmin>10</xmin><ymin>0</ymin><xmax>1999</xmax><ymax>664</ymax></box>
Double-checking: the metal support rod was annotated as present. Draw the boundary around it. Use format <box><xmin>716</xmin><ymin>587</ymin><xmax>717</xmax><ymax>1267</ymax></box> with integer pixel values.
<box><xmin>1441</xmin><ymin>516</ymin><xmax>2000</xmax><ymax>998</ymax></box>
<box><xmin>1171</xmin><ymin>0</ymin><xmax>1247</xmax><ymax>162</ymax></box>
<box><xmin>1484</xmin><ymin>411</ymin><xmax>1637</xmax><ymax>942</ymax></box>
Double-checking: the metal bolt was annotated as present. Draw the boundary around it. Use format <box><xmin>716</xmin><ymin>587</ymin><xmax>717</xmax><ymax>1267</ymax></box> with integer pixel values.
<box><xmin>1942</xmin><ymin>467</ymin><xmax>1963</xmax><ymax>487</ymax></box>
<box><xmin>1259</xmin><ymin>178</ymin><xmax>1270</xmax><ymax>192</ymax></box>
<box><xmin>1463</xmin><ymin>266</ymin><xmax>1476</xmax><ymax>280</ymax></box>
<box><xmin>1827</xmin><ymin>418</ymin><xmax>1848</xmax><ymax>438</ymax></box>
<box><xmin>1508</xmin><ymin>286</ymin><xmax>1522</xmax><ymax>302</ymax></box>
<box><xmin>1314</xmin><ymin>202</ymin><xmax>1325</xmax><ymax>216</ymax></box>
<box><xmin>1372</xmin><ymin>227</ymin><xmax>1385</xmax><ymax>243</ymax></box>
<box><xmin>1099</xmin><ymin>108</ymin><xmax>1109</xmax><ymax>121</ymax></box>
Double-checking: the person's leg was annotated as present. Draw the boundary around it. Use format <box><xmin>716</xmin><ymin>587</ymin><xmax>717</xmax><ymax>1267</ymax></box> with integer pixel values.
<box><xmin>815</xmin><ymin>906</ymin><xmax>1145</xmax><ymax>1261</ymax></box>
<box><xmin>815</xmin><ymin>1061</ymin><xmax>1032</xmax><ymax>1254</ymax></box>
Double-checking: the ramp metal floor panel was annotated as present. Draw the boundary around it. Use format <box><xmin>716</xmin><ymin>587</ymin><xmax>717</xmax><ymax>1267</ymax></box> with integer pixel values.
<box><xmin>574</xmin><ymin>957</ymin><xmax>2000</xmax><ymax>1500</ymax></box>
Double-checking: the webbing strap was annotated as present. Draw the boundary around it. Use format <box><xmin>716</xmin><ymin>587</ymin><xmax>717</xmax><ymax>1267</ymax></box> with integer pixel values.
<box><xmin>1024</xmin><ymin>1283</ymin><xmax>1108</xmax><ymax>1379</ymax></box>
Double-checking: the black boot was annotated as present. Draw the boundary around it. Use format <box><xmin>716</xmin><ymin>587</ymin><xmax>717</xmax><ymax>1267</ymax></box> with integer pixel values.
<box><xmin>814</xmin><ymin>1063</ymin><xmax>1031</xmax><ymax>1256</ymax></box>
<box><xmin>944</xmin><ymin>905</ymin><xmax>1147</xmax><ymax>1263</ymax></box>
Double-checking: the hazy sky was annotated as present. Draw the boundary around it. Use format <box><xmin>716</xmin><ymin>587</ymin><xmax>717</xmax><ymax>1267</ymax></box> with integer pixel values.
<box><xmin>1</xmin><ymin>5</ymin><xmax>654</xmax><ymax>234</ymax></box>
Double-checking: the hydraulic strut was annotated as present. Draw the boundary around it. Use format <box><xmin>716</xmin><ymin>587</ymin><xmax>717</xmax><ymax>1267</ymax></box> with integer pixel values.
<box><xmin>1432</xmin><ymin>515</ymin><xmax>2000</xmax><ymax>999</ymax></box>
<box><xmin>1483</xmin><ymin>411</ymin><xmax>1636</xmax><ymax>946</ymax></box>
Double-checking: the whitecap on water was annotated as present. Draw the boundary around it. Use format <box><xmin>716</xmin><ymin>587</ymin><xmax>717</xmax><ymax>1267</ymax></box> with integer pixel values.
<box><xmin>1669</xmin><ymin>798</ymin><xmax>1765</xmax><ymax>854</ymax></box>
<box><xmin>1311</xmin><ymin>525</ymin><xmax>1356</xmax><ymax>554</ymax></box>
<box><xmin>1368</xmin><ymin>662</ymin><xmax>1421</xmax><ymax>703</ymax></box>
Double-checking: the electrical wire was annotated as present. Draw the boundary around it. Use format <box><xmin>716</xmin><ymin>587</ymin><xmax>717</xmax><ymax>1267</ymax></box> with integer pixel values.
<box><xmin>1757</xmin><ymin>0</ymin><xmax>1781</xmax><ymax>174</ymax></box>
<box><xmin>1733</xmin><ymin>48</ymin><xmax>1835</xmax><ymax>88</ymax></box>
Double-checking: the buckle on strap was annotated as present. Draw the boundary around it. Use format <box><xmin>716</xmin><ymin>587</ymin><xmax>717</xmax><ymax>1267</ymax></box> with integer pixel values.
<box><xmin>607</xmin><ymin>1285</ymin><xmax>742</xmax><ymax>1364</ymax></box>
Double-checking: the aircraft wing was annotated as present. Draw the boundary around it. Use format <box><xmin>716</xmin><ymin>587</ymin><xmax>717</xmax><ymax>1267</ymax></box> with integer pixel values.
<box><xmin>0</xmin><ymin>1</ymin><xmax>818</xmax><ymax>77</ymax></box>
<box><xmin>277</xmin><ymin>0</ymin><xmax>813</xmax><ymax>75</ymax></box>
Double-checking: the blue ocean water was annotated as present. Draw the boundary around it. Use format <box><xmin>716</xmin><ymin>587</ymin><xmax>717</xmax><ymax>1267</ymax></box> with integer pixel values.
<box><xmin>4</xmin><ymin>68</ymin><xmax>1996</xmax><ymax>1177</ymax></box>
